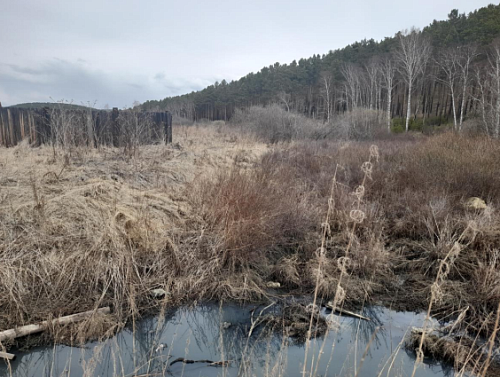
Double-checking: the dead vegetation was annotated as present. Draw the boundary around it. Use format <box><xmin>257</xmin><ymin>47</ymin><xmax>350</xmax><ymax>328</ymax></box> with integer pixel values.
<box><xmin>1</xmin><ymin>125</ymin><xmax>500</xmax><ymax>375</ymax></box>
<box><xmin>0</xmin><ymin>125</ymin><xmax>266</xmax><ymax>335</ymax></box>
<box><xmin>406</xmin><ymin>327</ymin><xmax>500</xmax><ymax>377</ymax></box>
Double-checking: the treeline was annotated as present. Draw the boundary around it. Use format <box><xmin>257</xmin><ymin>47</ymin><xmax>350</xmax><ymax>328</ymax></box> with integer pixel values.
<box><xmin>142</xmin><ymin>4</ymin><xmax>500</xmax><ymax>136</ymax></box>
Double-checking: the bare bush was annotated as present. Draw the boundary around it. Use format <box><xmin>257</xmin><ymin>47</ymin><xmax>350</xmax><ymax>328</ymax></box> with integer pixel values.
<box><xmin>190</xmin><ymin>165</ymin><xmax>316</xmax><ymax>272</ymax></box>
<box><xmin>231</xmin><ymin>105</ymin><xmax>387</xmax><ymax>142</ymax></box>
<box><xmin>231</xmin><ymin>105</ymin><xmax>329</xmax><ymax>143</ymax></box>
<box><xmin>172</xmin><ymin>115</ymin><xmax>194</xmax><ymax>126</ymax></box>
<box><xmin>331</xmin><ymin>108</ymin><xmax>386</xmax><ymax>140</ymax></box>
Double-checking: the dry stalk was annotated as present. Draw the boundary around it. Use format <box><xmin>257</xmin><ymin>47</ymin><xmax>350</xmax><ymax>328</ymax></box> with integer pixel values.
<box><xmin>410</xmin><ymin>222</ymin><xmax>476</xmax><ymax>377</ymax></box>
<box><xmin>303</xmin><ymin>145</ymin><xmax>379</xmax><ymax>377</ymax></box>
<box><xmin>480</xmin><ymin>302</ymin><xmax>500</xmax><ymax>377</ymax></box>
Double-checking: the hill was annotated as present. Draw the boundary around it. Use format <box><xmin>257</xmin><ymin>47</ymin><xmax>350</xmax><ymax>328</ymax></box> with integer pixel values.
<box><xmin>5</xmin><ymin>102</ymin><xmax>93</xmax><ymax>111</ymax></box>
<box><xmin>142</xmin><ymin>3</ymin><xmax>500</xmax><ymax>136</ymax></box>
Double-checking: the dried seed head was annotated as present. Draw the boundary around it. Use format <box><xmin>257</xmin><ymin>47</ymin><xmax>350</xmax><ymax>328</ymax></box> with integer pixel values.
<box><xmin>350</xmin><ymin>209</ymin><xmax>366</xmax><ymax>224</ymax></box>
<box><xmin>431</xmin><ymin>282</ymin><xmax>444</xmax><ymax>304</ymax></box>
<box><xmin>361</xmin><ymin>161</ymin><xmax>373</xmax><ymax>179</ymax></box>
<box><xmin>337</xmin><ymin>256</ymin><xmax>351</xmax><ymax>274</ymax></box>
<box><xmin>321</xmin><ymin>221</ymin><xmax>331</xmax><ymax>238</ymax></box>
<box><xmin>317</xmin><ymin>246</ymin><xmax>327</xmax><ymax>256</ymax></box>
<box><xmin>335</xmin><ymin>285</ymin><xmax>346</xmax><ymax>305</ymax></box>
<box><xmin>353</xmin><ymin>185</ymin><xmax>365</xmax><ymax>201</ymax></box>
<box><xmin>439</xmin><ymin>260</ymin><xmax>451</xmax><ymax>281</ymax></box>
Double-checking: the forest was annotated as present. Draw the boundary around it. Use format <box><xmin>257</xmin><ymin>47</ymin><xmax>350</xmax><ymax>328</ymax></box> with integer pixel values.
<box><xmin>142</xmin><ymin>4</ymin><xmax>500</xmax><ymax>137</ymax></box>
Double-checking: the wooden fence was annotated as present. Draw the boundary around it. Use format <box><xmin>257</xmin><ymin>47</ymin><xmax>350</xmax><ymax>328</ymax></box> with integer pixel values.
<box><xmin>0</xmin><ymin>107</ymin><xmax>172</xmax><ymax>148</ymax></box>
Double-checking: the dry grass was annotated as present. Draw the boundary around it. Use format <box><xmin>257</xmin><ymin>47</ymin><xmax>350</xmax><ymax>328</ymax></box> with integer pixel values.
<box><xmin>0</xmin><ymin>125</ymin><xmax>267</xmax><ymax>333</ymax></box>
<box><xmin>1</xmin><ymin>125</ymin><xmax>500</xmax><ymax>377</ymax></box>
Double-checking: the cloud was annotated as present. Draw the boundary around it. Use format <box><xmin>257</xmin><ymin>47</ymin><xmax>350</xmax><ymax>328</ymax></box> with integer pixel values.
<box><xmin>0</xmin><ymin>59</ymin><xmax>208</xmax><ymax>108</ymax></box>
<box><xmin>0</xmin><ymin>0</ymin><xmax>491</xmax><ymax>108</ymax></box>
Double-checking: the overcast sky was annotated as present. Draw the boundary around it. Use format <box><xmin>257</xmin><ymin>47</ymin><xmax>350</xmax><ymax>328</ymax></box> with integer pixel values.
<box><xmin>0</xmin><ymin>0</ymin><xmax>495</xmax><ymax>108</ymax></box>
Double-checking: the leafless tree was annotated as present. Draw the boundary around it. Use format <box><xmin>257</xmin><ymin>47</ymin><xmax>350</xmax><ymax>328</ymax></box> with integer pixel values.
<box><xmin>365</xmin><ymin>59</ymin><xmax>380</xmax><ymax>110</ymax></box>
<box><xmin>341</xmin><ymin>63</ymin><xmax>361</xmax><ymax>110</ymax></box>
<box><xmin>456</xmin><ymin>45</ymin><xmax>479</xmax><ymax>129</ymax></box>
<box><xmin>435</xmin><ymin>48</ymin><xmax>460</xmax><ymax>129</ymax></box>
<box><xmin>320</xmin><ymin>72</ymin><xmax>333</xmax><ymax>123</ymax></box>
<box><xmin>395</xmin><ymin>28</ymin><xmax>431</xmax><ymax>132</ymax></box>
<box><xmin>277</xmin><ymin>91</ymin><xmax>292</xmax><ymax>112</ymax></box>
<box><xmin>474</xmin><ymin>42</ymin><xmax>500</xmax><ymax>138</ymax></box>
<box><xmin>490</xmin><ymin>42</ymin><xmax>500</xmax><ymax>138</ymax></box>
<box><xmin>475</xmin><ymin>66</ymin><xmax>491</xmax><ymax>135</ymax></box>
<box><xmin>380</xmin><ymin>56</ymin><xmax>396</xmax><ymax>131</ymax></box>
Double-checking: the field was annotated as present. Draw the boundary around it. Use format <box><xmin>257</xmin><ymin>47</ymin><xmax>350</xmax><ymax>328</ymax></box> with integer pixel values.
<box><xmin>1</xmin><ymin>123</ymin><xmax>500</xmax><ymax>375</ymax></box>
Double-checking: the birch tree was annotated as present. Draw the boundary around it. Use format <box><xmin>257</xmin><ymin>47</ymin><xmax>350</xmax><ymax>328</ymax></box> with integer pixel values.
<box><xmin>365</xmin><ymin>59</ymin><xmax>380</xmax><ymax>110</ymax></box>
<box><xmin>490</xmin><ymin>42</ymin><xmax>500</xmax><ymax>138</ymax></box>
<box><xmin>395</xmin><ymin>28</ymin><xmax>431</xmax><ymax>132</ymax></box>
<box><xmin>435</xmin><ymin>48</ymin><xmax>460</xmax><ymax>129</ymax></box>
<box><xmin>341</xmin><ymin>63</ymin><xmax>361</xmax><ymax>110</ymax></box>
<box><xmin>474</xmin><ymin>67</ymin><xmax>490</xmax><ymax>135</ymax></box>
<box><xmin>456</xmin><ymin>45</ymin><xmax>478</xmax><ymax>129</ymax></box>
<box><xmin>277</xmin><ymin>91</ymin><xmax>292</xmax><ymax>112</ymax></box>
<box><xmin>473</xmin><ymin>43</ymin><xmax>500</xmax><ymax>138</ymax></box>
<box><xmin>320</xmin><ymin>72</ymin><xmax>333</xmax><ymax>123</ymax></box>
<box><xmin>380</xmin><ymin>56</ymin><xmax>396</xmax><ymax>132</ymax></box>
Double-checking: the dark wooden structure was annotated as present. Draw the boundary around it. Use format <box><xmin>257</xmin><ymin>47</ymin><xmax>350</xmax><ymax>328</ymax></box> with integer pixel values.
<box><xmin>0</xmin><ymin>107</ymin><xmax>172</xmax><ymax>148</ymax></box>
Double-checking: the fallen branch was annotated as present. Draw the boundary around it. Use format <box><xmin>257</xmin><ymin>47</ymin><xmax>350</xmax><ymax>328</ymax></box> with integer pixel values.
<box><xmin>0</xmin><ymin>307</ymin><xmax>111</xmax><ymax>342</ymax></box>
<box><xmin>326</xmin><ymin>303</ymin><xmax>371</xmax><ymax>321</ymax></box>
<box><xmin>0</xmin><ymin>351</ymin><xmax>15</xmax><ymax>360</ymax></box>
<box><xmin>170</xmin><ymin>357</ymin><xmax>232</xmax><ymax>367</ymax></box>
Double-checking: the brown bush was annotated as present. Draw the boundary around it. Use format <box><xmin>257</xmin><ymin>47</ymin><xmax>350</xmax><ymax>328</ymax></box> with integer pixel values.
<box><xmin>239</xmin><ymin>132</ymin><xmax>500</xmax><ymax>328</ymax></box>
<box><xmin>190</xmin><ymin>165</ymin><xmax>317</xmax><ymax>271</ymax></box>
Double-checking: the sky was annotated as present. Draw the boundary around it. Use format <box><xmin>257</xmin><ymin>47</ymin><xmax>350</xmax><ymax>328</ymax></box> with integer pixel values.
<box><xmin>0</xmin><ymin>0</ymin><xmax>496</xmax><ymax>108</ymax></box>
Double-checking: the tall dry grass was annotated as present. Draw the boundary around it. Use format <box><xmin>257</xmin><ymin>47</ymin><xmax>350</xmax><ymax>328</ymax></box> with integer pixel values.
<box><xmin>1</xmin><ymin>127</ymin><xmax>500</xmax><ymax>375</ymax></box>
<box><xmin>0</xmin><ymin>127</ymin><xmax>266</xmax><ymax>337</ymax></box>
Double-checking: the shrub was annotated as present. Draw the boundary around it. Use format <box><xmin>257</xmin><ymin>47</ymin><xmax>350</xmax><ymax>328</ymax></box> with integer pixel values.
<box><xmin>231</xmin><ymin>105</ymin><xmax>328</xmax><ymax>143</ymax></box>
<box><xmin>190</xmin><ymin>165</ymin><xmax>316</xmax><ymax>271</ymax></box>
<box><xmin>172</xmin><ymin>115</ymin><xmax>194</xmax><ymax>126</ymax></box>
<box><xmin>332</xmin><ymin>108</ymin><xmax>386</xmax><ymax>140</ymax></box>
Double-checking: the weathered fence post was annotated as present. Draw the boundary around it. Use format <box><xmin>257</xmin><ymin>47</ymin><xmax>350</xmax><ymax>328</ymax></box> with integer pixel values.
<box><xmin>165</xmin><ymin>111</ymin><xmax>172</xmax><ymax>144</ymax></box>
<box><xmin>112</xmin><ymin>107</ymin><xmax>119</xmax><ymax>147</ymax></box>
<box><xmin>40</xmin><ymin>107</ymin><xmax>51</xmax><ymax>145</ymax></box>
<box><xmin>0</xmin><ymin>110</ymin><xmax>5</xmax><ymax>147</ymax></box>
<box><xmin>7</xmin><ymin>109</ymin><xmax>14</xmax><ymax>147</ymax></box>
<box><xmin>0</xmin><ymin>107</ymin><xmax>170</xmax><ymax>148</ymax></box>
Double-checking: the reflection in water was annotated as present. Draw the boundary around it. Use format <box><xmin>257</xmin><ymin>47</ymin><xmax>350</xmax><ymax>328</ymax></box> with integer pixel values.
<box><xmin>1</xmin><ymin>304</ymin><xmax>456</xmax><ymax>377</ymax></box>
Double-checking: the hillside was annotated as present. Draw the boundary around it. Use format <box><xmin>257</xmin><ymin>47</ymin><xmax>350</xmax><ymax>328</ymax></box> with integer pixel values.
<box><xmin>142</xmin><ymin>3</ymin><xmax>500</xmax><ymax>134</ymax></box>
<box><xmin>6</xmin><ymin>102</ymin><xmax>93</xmax><ymax>111</ymax></box>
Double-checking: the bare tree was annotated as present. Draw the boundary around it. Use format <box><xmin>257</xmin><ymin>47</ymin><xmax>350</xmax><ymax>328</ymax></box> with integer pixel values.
<box><xmin>473</xmin><ymin>42</ymin><xmax>500</xmax><ymax>138</ymax></box>
<box><xmin>491</xmin><ymin>42</ymin><xmax>500</xmax><ymax>138</ymax></box>
<box><xmin>456</xmin><ymin>45</ymin><xmax>478</xmax><ymax>129</ymax></box>
<box><xmin>320</xmin><ymin>72</ymin><xmax>333</xmax><ymax>123</ymax></box>
<box><xmin>475</xmin><ymin>67</ymin><xmax>490</xmax><ymax>135</ymax></box>
<box><xmin>341</xmin><ymin>63</ymin><xmax>361</xmax><ymax>110</ymax></box>
<box><xmin>395</xmin><ymin>28</ymin><xmax>431</xmax><ymax>132</ymax></box>
<box><xmin>380</xmin><ymin>56</ymin><xmax>396</xmax><ymax>132</ymax></box>
<box><xmin>277</xmin><ymin>91</ymin><xmax>292</xmax><ymax>112</ymax></box>
<box><xmin>365</xmin><ymin>59</ymin><xmax>380</xmax><ymax>110</ymax></box>
<box><xmin>435</xmin><ymin>48</ymin><xmax>460</xmax><ymax>129</ymax></box>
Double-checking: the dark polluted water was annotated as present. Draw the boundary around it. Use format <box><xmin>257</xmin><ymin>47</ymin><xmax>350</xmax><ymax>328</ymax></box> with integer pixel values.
<box><xmin>0</xmin><ymin>304</ymin><xmax>457</xmax><ymax>377</ymax></box>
